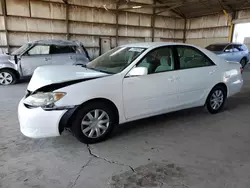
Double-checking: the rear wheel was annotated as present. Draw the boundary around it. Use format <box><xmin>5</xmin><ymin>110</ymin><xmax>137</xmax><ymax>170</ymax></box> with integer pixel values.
<box><xmin>206</xmin><ymin>85</ymin><xmax>227</xmax><ymax>114</ymax></box>
<box><xmin>0</xmin><ymin>69</ymin><xmax>17</xmax><ymax>85</ymax></box>
<box><xmin>71</xmin><ymin>102</ymin><xmax>116</xmax><ymax>144</ymax></box>
<box><xmin>240</xmin><ymin>58</ymin><xmax>247</xmax><ymax>68</ymax></box>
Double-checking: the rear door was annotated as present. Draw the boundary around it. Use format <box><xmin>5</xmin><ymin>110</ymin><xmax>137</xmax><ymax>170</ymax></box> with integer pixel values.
<box><xmin>222</xmin><ymin>44</ymin><xmax>235</xmax><ymax>61</ymax></box>
<box><xmin>20</xmin><ymin>45</ymin><xmax>51</xmax><ymax>76</ymax></box>
<box><xmin>50</xmin><ymin>45</ymin><xmax>77</xmax><ymax>65</ymax></box>
<box><xmin>174</xmin><ymin>45</ymin><xmax>217</xmax><ymax>107</ymax></box>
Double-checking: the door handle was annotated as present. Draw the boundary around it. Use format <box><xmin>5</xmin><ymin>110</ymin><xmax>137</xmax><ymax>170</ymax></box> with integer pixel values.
<box><xmin>168</xmin><ymin>77</ymin><xmax>175</xmax><ymax>82</ymax></box>
<box><xmin>44</xmin><ymin>57</ymin><xmax>50</xmax><ymax>61</ymax></box>
<box><xmin>69</xmin><ymin>56</ymin><xmax>73</xmax><ymax>59</ymax></box>
<box><xmin>209</xmin><ymin>70</ymin><xmax>216</xmax><ymax>75</ymax></box>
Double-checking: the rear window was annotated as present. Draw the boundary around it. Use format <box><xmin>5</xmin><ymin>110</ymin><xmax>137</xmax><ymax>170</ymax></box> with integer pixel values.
<box><xmin>206</xmin><ymin>44</ymin><xmax>227</xmax><ymax>51</ymax></box>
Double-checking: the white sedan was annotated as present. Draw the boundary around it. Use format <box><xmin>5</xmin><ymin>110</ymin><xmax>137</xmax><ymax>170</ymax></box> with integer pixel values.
<box><xmin>18</xmin><ymin>42</ymin><xmax>243</xmax><ymax>144</ymax></box>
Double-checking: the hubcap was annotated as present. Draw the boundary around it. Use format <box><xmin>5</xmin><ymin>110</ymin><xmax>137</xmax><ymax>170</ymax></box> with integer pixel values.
<box><xmin>210</xmin><ymin>90</ymin><xmax>224</xmax><ymax>110</ymax></box>
<box><xmin>81</xmin><ymin>109</ymin><xmax>110</xmax><ymax>138</ymax></box>
<box><xmin>0</xmin><ymin>72</ymin><xmax>13</xmax><ymax>85</ymax></box>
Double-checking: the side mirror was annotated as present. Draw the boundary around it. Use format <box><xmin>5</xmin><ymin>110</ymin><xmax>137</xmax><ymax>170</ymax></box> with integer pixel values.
<box><xmin>127</xmin><ymin>67</ymin><xmax>148</xmax><ymax>77</ymax></box>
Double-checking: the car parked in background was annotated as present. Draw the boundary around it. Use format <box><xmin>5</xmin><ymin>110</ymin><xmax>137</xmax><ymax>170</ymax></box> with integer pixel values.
<box><xmin>0</xmin><ymin>40</ymin><xmax>90</xmax><ymax>85</ymax></box>
<box><xmin>18</xmin><ymin>42</ymin><xmax>243</xmax><ymax>144</ymax></box>
<box><xmin>206</xmin><ymin>43</ymin><xmax>249</xmax><ymax>68</ymax></box>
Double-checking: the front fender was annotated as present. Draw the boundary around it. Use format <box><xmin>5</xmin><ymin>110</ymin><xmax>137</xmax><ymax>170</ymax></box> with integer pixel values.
<box><xmin>0</xmin><ymin>61</ymin><xmax>17</xmax><ymax>70</ymax></box>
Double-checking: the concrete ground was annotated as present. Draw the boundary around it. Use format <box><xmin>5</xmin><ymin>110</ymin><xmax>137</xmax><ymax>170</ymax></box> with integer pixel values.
<box><xmin>1</xmin><ymin>66</ymin><xmax>250</xmax><ymax>188</ymax></box>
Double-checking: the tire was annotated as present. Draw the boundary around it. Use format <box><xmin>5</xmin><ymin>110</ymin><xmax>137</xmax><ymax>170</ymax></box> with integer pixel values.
<box><xmin>71</xmin><ymin>101</ymin><xmax>116</xmax><ymax>144</ymax></box>
<box><xmin>0</xmin><ymin>69</ymin><xmax>17</xmax><ymax>85</ymax></box>
<box><xmin>206</xmin><ymin>85</ymin><xmax>227</xmax><ymax>114</ymax></box>
<box><xmin>240</xmin><ymin>58</ymin><xmax>247</xmax><ymax>68</ymax></box>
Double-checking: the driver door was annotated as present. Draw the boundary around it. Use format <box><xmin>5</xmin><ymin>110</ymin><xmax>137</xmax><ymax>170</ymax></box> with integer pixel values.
<box><xmin>20</xmin><ymin>45</ymin><xmax>52</xmax><ymax>76</ymax></box>
<box><xmin>122</xmin><ymin>46</ymin><xmax>179</xmax><ymax>120</ymax></box>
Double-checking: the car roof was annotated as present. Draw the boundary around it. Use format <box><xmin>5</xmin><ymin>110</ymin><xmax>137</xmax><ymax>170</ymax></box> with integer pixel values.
<box><xmin>208</xmin><ymin>42</ymin><xmax>244</xmax><ymax>46</ymax></box>
<box><xmin>120</xmin><ymin>42</ymin><xmax>193</xmax><ymax>49</ymax></box>
<box><xmin>28</xmin><ymin>39</ymin><xmax>83</xmax><ymax>46</ymax></box>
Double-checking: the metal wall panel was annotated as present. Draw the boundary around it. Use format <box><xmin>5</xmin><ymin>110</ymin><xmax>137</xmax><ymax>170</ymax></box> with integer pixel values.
<box><xmin>69</xmin><ymin>22</ymin><xmax>116</xmax><ymax>36</ymax></box>
<box><xmin>186</xmin><ymin>14</ymin><xmax>229</xmax><ymax>29</ymax></box>
<box><xmin>69</xmin><ymin>6</ymin><xmax>116</xmax><ymax>24</ymax></box>
<box><xmin>118</xmin><ymin>26</ymin><xmax>151</xmax><ymax>37</ymax></box>
<box><xmin>118</xmin><ymin>37</ymin><xmax>145</xmax><ymax>46</ymax></box>
<box><xmin>8</xmin><ymin>33</ymin><xmax>66</xmax><ymax>46</ymax></box>
<box><xmin>68</xmin><ymin>0</ymin><xmax>116</xmax><ymax>9</ymax></box>
<box><xmin>6</xmin><ymin>0</ymin><xmax>30</xmax><ymax>16</ymax></box>
<box><xmin>70</xmin><ymin>35</ymin><xmax>99</xmax><ymax>47</ymax></box>
<box><xmin>186</xmin><ymin>38</ymin><xmax>228</xmax><ymax>48</ymax></box>
<box><xmin>0</xmin><ymin>16</ymin><xmax>5</xmax><ymax>30</ymax></box>
<box><xmin>0</xmin><ymin>31</ymin><xmax>7</xmax><ymax>45</ymax></box>
<box><xmin>7</xmin><ymin>17</ymin><xmax>66</xmax><ymax>33</ymax></box>
<box><xmin>30</xmin><ymin>0</ymin><xmax>66</xmax><ymax>19</ymax></box>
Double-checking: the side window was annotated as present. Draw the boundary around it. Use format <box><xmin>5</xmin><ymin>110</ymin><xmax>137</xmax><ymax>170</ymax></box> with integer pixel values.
<box><xmin>177</xmin><ymin>46</ymin><xmax>214</xmax><ymax>69</ymax></box>
<box><xmin>225</xmin><ymin>45</ymin><xmax>233</xmax><ymax>52</ymax></box>
<box><xmin>28</xmin><ymin>45</ymin><xmax>50</xmax><ymax>55</ymax></box>
<box><xmin>137</xmin><ymin>47</ymin><xmax>175</xmax><ymax>74</ymax></box>
<box><xmin>50</xmin><ymin>45</ymin><xmax>76</xmax><ymax>54</ymax></box>
<box><xmin>233</xmin><ymin>45</ymin><xmax>241</xmax><ymax>52</ymax></box>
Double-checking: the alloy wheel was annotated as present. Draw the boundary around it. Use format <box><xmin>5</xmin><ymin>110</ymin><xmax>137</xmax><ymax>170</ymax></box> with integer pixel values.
<box><xmin>0</xmin><ymin>72</ymin><xmax>13</xmax><ymax>85</ymax></box>
<box><xmin>81</xmin><ymin>109</ymin><xmax>110</xmax><ymax>138</ymax></box>
<box><xmin>210</xmin><ymin>90</ymin><xmax>224</xmax><ymax>110</ymax></box>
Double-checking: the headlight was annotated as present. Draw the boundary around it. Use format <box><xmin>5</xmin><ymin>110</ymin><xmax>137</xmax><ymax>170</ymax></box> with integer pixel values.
<box><xmin>23</xmin><ymin>92</ymin><xmax>66</xmax><ymax>107</ymax></box>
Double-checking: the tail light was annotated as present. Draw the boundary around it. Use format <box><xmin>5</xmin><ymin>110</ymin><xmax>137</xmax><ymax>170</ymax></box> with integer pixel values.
<box><xmin>240</xmin><ymin>67</ymin><xmax>243</xmax><ymax>74</ymax></box>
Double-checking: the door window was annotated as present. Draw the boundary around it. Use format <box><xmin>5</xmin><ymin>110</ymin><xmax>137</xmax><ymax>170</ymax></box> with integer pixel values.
<box><xmin>225</xmin><ymin>45</ymin><xmax>233</xmax><ymax>52</ymax></box>
<box><xmin>176</xmin><ymin>46</ymin><xmax>214</xmax><ymax>69</ymax></box>
<box><xmin>50</xmin><ymin>45</ymin><xmax>76</xmax><ymax>54</ymax></box>
<box><xmin>28</xmin><ymin>45</ymin><xmax>50</xmax><ymax>55</ymax></box>
<box><xmin>233</xmin><ymin>45</ymin><xmax>241</xmax><ymax>52</ymax></box>
<box><xmin>137</xmin><ymin>47</ymin><xmax>175</xmax><ymax>74</ymax></box>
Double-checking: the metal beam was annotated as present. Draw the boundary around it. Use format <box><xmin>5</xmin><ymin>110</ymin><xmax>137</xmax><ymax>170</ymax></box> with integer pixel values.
<box><xmin>116</xmin><ymin>0</ymin><xmax>119</xmax><ymax>47</ymax></box>
<box><xmin>183</xmin><ymin>18</ymin><xmax>187</xmax><ymax>43</ymax></box>
<box><xmin>1</xmin><ymin>0</ymin><xmax>9</xmax><ymax>53</ymax></box>
<box><xmin>151</xmin><ymin>0</ymin><xmax>156</xmax><ymax>42</ymax></box>
<box><xmin>155</xmin><ymin>3</ymin><xmax>184</xmax><ymax>15</ymax></box>
<box><xmin>118</xmin><ymin>2</ymin><xmax>184</xmax><ymax>10</ymax></box>
<box><xmin>63</xmin><ymin>0</ymin><xmax>69</xmax><ymax>40</ymax></box>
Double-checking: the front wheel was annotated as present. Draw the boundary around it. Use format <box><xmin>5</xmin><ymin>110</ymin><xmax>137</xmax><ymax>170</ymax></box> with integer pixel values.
<box><xmin>206</xmin><ymin>86</ymin><xmax>227</xmax><ymax>114</ymax></box>
<box><xmin>240</xmin><ymin>58</ymin><xmax>247</xmax><ymax>68</ymax></box>
<box><xmin>0</xmin><ymin>69</ymin><xmax>17</xmax><ymax>85</ymax></box>
<box><xmin>71</xmin><ymin>102</ymin><xmax>116</xmax><ymax>144</ymax></box>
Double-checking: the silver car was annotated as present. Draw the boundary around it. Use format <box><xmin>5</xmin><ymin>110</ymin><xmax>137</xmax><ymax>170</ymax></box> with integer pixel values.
<box><xmin>206</xmin><ymin>43</ymin><xmax>249</xmax><ymax>68</ymax></box>
<box><xmin>0</xmin><ymin>40</ymin><xmax>90</xmax><ymax>85</ymax></box>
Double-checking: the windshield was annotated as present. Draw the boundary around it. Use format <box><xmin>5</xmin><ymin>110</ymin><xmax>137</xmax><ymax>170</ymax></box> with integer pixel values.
<box><xmin>206</xmin><ymin>44</ymin><xmax>227</xmax><ymax>52</ymax></box>
<box><xmin>86</xmin><ymin>47</ymin><xmax>146</xmax><ymax>74</ymax></box>
<box><xmin>11</xmin><ymin>43</ymin><xmax>31</xmax><ymax>55</ymax></box>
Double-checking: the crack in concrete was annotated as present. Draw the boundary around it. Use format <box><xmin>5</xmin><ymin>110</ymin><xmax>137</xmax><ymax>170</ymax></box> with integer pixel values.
<box><xmin>68</xmin><ymin>158</ymin><xmax>92</xmax><ymax>188</ymax></box>
<box><xmin>87</xmin><ymin>144</ymin><xmax>135</xmax><ymax>173</ymax></box>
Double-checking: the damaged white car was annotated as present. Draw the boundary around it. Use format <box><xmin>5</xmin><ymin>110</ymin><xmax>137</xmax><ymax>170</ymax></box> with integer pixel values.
<box><xmin>18</xmin><ymin>42</ymin><xmax>243</xmax><ymax>144</ymax></box>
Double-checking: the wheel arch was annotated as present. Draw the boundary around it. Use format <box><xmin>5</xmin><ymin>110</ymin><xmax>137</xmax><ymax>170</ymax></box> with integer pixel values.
<box><xmin>205</xmin><ymin>82</ymin><xmax>228</xmax><ymax>105</ymax></box>
<box><xmin>0</xmin><ymin>67</ymin><xmax>20</xmax><ymax>79</ymax></box>
<box><xmin>59</xmin><ymin>98</ymin><xmax>120</xmax><ymax>133</ymax></box>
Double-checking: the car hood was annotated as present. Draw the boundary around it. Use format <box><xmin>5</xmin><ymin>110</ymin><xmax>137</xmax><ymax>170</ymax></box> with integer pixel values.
<box><xmin>28</xmin><ymin>65</ymin><xmax>109</xmax><ymax>91</ymax></box>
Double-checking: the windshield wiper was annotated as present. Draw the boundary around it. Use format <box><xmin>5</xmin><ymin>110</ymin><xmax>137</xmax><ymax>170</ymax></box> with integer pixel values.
<box><xmin>81</xmin><ymin>65</ymin><xmax>113</xmax><ymax>74</ymax></box>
